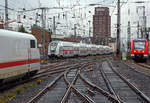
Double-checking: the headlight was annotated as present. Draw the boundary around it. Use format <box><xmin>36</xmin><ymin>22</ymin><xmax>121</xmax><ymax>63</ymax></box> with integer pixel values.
<box><xmin>143</xmin><ymin>51</ymin><xmax>144</xmax><ymax>53</ymax></box>
<box><xmin>134</xmin><ymin>51</ymin><xmax>136</xmax><ymax>53</ymax></box>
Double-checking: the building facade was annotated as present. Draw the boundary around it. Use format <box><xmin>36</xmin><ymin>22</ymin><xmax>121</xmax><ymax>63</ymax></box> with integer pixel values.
<box><xmin>93</xmin><ymin>7</ymin><xmax>111</xmax><ymax>45</ymax></box>
<box><xmin>64</xmin><ymin>35</ymin><xmax>83</xmax><ymax>43</ymax></box>
<box><xmin>31</xmin><ymin>25</ymin><xmax>52</xmax><ymax>56</ymax></box>
<box><xmin>0</xmin><ymin>24</ymin><xmax>4</xmax><ymax>29</ymax></box>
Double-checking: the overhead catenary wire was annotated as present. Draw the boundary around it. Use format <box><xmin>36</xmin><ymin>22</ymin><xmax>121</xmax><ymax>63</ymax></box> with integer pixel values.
<box><xmin>111</xmin><ymin>0</ymin><xmax>129</xmax><ymax>16</ymax></box>
<box><xmin>0</xmin><ymin>4</ymin><xmax>18</xmax><ymax>12</ymax></box>
<box><xmin>0</xmin><ymin>0</ymin><xmax>119</xmax><ymax>37</ymax></box>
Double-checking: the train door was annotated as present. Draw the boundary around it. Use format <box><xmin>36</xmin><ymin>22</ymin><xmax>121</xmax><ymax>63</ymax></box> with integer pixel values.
<box><xmin>28</xmin><ymin>47</ymin><xmax>31</xmax><ymax>72</ymax></box>
<box><xmin>27</xmin><ymin>40</ymin><xmax>31</xmax><ymax>72</ymax></box>
<box><xmin>28</xmin><ymin>40</ymin><xmax>36</xmax><ymax>73</ymax></box>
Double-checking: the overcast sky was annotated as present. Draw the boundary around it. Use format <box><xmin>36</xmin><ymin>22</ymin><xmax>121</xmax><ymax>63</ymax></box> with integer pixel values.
<box><xmin>0</xmin><ymin>0</ymin><xmax>116</xmax><ymax>35</ymax></box>
<box><xmin>0</xmin><ymin>0</ymin><xmax>114</xmax><ymax>9</ymax></box>
<box><xmin>0</xmin><ymin>0</ymin><xmax>150</xmax><ymax>42</ymax></box>
<box><xmin>112</xmin><ymin>0</ymin><xmax>150</xmax><ymax>50</ymax></box>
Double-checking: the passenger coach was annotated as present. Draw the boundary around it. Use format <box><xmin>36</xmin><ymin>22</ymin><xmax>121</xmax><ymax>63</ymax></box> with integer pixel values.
<box><xmin>48</xmin><ymin>41</ymin><xmax>113</xmax><ymax>58</ymax></box>
<box><xmin>0</xmin><ymin>29</ymin><xmax>40</xmax><ymax>83</ymax></box>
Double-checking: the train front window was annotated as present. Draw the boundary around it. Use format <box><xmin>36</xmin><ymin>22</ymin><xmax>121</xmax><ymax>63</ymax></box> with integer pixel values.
<box><xmin>50</xmin><ymin>43</ymin><xmax>57</xmax><ymax>51</ymax></box>
<box><xmin>134</xmin><ymin>41</ymin><xmax>145</xmax><ymax>50</ymax></box>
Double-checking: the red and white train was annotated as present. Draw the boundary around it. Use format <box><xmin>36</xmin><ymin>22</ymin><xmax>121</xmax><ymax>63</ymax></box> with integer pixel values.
<box><xmin>0</xmin><ymin>29</ymin><xmax>40</xmax><ymax>83</ymax></box>
<box><xmin>48</xmin><ymin>41</ymin><xmax>113</xmax><ymax>58</ymax></box>
<box><xmin>131</xmin><ymin>39</ymin><xmax>149</xmax><ymax>61</ymax></box>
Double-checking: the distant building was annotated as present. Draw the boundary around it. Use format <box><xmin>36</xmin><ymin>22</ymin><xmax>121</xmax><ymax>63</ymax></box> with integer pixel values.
<box><xmin>31</xmin><ymin>25</ymin><xmax>52</xmax><ymax>55</ymax></box>
<box><xmin>64</xmin><ymin>35</ymin><xmax>84</xmax><ymax>43</ymax></box>
<box><xmin>51</xmin><ymin>35</ymin><xmax>89</xmax><ymax>43</ymax></box>
<box><xmin>93</xmin><ymin>7</ymin><xmax>111</xmax><ymax>45</ymax></box>
<box><xmin>108</xmin><ymin>37</ymin><xmax>116</xmax><ymax>53</ymax></box>
<box><xmin>51</xmin><ymin>34</ymin><xmax>66</xmax><ymax>41</ymax></box>
<box><xmin>0</xmin><ymin>24</ymin><xmax>4</xmax><ymax>29</ymax></box>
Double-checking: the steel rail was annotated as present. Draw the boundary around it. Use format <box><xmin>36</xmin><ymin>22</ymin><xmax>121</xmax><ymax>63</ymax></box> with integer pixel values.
<box><xmin>101</xmin><ymin>63</ymin><xmax>123</xmax><ymax>103</ymax></box>
<box><xmin>62</xmin><ymin>62</ymin><xmax>95</xmax><ymax>103</ymax></box>
<box><xmin>0</xmin><ymin>63</ymin><xmax>80</xmax><ymax>91</ymax></box>
<box><xmin>120</xmin><ymin>61</ymin><xmax>150</xmax><ymax>77</ymax></box>
<box><xmin>39</xmin><ymin>57</ymin><xmax>94</xmax><ymax>75</ymax></box>
<box><xmin>79</xmin><ymin>73</ymin><xmax>121</xmax><ymax>103</ymax></box>
<box><xmin>136</xmin><ymin>63</ymin><xmax>150</xmax><ymax>69</ymax></box>
<box><xmin>0</xmin><ymin>70</ymin><xmax>64</xmax><ymax>91</ymax></box>
<box><xmin>27</xmin><ymin>73</ymin><xmax>64</xmax><ymax>103</ymax></box>
<box><xmin>72</xmin><ymin>87</ymin><xmax>96</xmax><ymax>103</ymax></box>
<box><xmin>61</xmin><ymin>63</ymin><xmax>89</xmax><ymax>103</ymax></box>
<box><xmin>61</xmin><ymin>67</ymin><xmax>81</xmax><ymax>103</ymax></box>
<box><xmin>28</xmin><ymin>62</ymin><xmax>89</xmax><ymax>103</ymax></box>
<box><xmin>37</xmin><ymin>63</ymin><xmax>79</xmax><ymax>76</ymax></box>
<box><xmin>40</xmin><ymin>61</ymin><xmax>67</xmax><ymax>69</ymax></box>
<box><xmin>108</xmin><ymin>60</ymin><xmax>150</xmax><ymax>103</ymax></box>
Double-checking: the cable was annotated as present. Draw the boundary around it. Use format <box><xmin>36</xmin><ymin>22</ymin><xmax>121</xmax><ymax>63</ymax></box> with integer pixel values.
<box><xmin>111</xmin><ymin>0</ymin><xmax>129</xmax><ymax>16</ymax></box>
<box><xmin>0</xmin><ymin>4</ymin><xmax>18</xmax><ymax>12</ymax></box>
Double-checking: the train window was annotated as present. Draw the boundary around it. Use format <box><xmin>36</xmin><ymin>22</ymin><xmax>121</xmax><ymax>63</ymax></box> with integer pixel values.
<box><xmin>134</xmin><ymin>41</ymin><xmax>145</xmax><ymax>50</ymax></box>
<box><xmin>30</xmin><ymin>40</ymin><xmax>36</xmax><ymax>48</ymax></box>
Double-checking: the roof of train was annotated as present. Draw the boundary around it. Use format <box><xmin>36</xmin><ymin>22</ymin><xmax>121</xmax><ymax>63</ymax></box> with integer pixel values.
<box><xmin>50</xmin><ymin>41</ymin><xmax>73</xmax><ymax>44</ymax></box>
<box><xmin>50</xmin><ymin>41</ymin><xmax>109</xmax><ymax>48</ymax></box>
<box><xmin>0</xmin><ymin>29</ymin><xmax>36</xmax><ymax>39</ymax></box>
<box><xmin>133</xmin><ymin>39</ymin><xmax>147</xmax><ymax>42</ymax></box>
<box><xmin>51</xmin><ymin>41</ymin><xmax>87</xmax><ymax>45</ymax></box>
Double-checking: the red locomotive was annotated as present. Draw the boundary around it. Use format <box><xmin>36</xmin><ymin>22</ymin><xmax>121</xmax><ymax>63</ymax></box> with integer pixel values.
<box><xmin>131</xmin><ymin>39</ymin><xmax>149</xmax><ymax>61</ymax></box>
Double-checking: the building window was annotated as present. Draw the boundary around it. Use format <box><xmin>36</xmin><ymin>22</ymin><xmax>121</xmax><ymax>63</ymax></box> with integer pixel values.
<box><xmin>95</xmin><ymin>21</ymin><xmax>98</xmax><ymax>24</ymax></box>
<box><xmin>30</xmin><ymin>40</ymin><xmax>36</xmax><ymax>48</ymax></box>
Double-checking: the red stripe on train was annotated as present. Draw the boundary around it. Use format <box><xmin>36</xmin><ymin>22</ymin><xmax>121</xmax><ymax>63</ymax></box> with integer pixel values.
<box><xmin>60</xmin><ymin>50</ymin><xmax>73</xmax><ymax>51</ymax></box>
<box><xmin>0</xmin><ymin>59</ymin><xmax>40</xmax><ymax>69</ymax></box>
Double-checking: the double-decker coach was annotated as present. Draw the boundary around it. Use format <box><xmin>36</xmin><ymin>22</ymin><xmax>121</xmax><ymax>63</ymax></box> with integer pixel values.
<box><xmin>48</xmin><ymin>41</ymin><xmax>113</xmax><ymax>58</ymax></box>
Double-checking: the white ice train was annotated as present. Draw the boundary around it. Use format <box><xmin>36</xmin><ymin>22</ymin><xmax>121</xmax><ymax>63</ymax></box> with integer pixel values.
<box><xmin>0</xmin><ymin>29</ymin><xmax>40</xmax><ymax>83</ymax></box>
<box><xmin>48</xmin><ymin>41</ymin><xmax>112</xmax><ymax>58</ymax></box>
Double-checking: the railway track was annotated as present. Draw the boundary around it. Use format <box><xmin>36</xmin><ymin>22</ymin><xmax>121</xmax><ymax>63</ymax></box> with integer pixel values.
<box><xmin>101</xmin><ymin>60</ymin><xmax>150</xmax><ymax>103</ymax></box>
<box><xmin>1</xmin><ymin>55</ymin><xmax>118</xmax><ymax>103</ymax></box>
<box><xmin>68</xmin><ymin>63</ymin><xmax>120</xmax><ymax>103</ymax></box>
<box><xmin>27</xmin><ymin>62</ymin><xmax>90</xmax><ymax>103</ymax></box>
<box><xmin>0</xmin><ymin>56</ymin><xmax>95</xmax><ymax>91</ymax></box>
<box><xmin>122</xmin><ymin>60</ymin><xmax>150</xmax><ymax>76</ymax></box>
<box><xmin>0</xmin><ymin>59</ymin><xmax>85</xmax><ymax>91</ymax></box>
<box><xmin>137</xmin><ymin>63</ymin><xmax>150</xmax><ymax>69</ymax></box>
<box><xmin>27</xmin><ymin>57</ymin><xmax>121</xmax><ymax>103</ymax></box>
<box><xmin>40</xmin><ymin>61</ymin><xmax>68</xmax><ymax>70</ymax></box>
<box><xmin>32</xmin><ymin>56</ymin><xmax>150</xmax><ymax>103</ymax></box>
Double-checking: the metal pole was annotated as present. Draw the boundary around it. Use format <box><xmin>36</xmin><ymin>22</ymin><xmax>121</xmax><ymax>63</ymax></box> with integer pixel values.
<box><xmin>53</xmin><ymin>16</ymin><xmax>56</xmax><ymax>35</ymax></box>
<box><xmin>5</xmin><ymin>0</ymin><xmax>8</xmax><ymax>29</ymax></box>
<box><xmin>74</xmin><ymin>24</ymin><xmax>76</xmax><ymax>42</ymax></box>
<box><xmin>127</xmin><ymin>21</ymin><xmax>131</xmax><ymax>54</ymax></box>
<box><xmin>137</xmin><ymin>21</ymin><xmax>140</xmax><ymax>38</ymax></box>
<box><xmin>41</xmin><ymin>8</ymin><xmax>46</xmax><ymax>60</ymax></box>
<box><xmin>116</xmin><ymin>0</ymin><xmax>121</xmax><ymax>56</ymax></box>
<box><xmin>88</xmin><ymin>20</ymin><xmax>91</xmax><ymax>44</ymax></box>
<box><xmin>35</xmin><ymin>13</ymin><xmax>38</xmax><ymax>25</ymax></box>
<box><xmin>143</xmin><ymin>6</ymin><xmax>146</xmax><ymax>39</ymax></box>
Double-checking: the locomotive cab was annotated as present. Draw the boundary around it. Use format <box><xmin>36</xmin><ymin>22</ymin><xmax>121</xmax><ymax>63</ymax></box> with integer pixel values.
<box><xmin>131</xmin><ymin>39</ymin><xmax>148</xmax><ymax>61</ymax></box>
<box><xmin>0</xmin><ymin>30</ymin><xmax>40</xmax><ymax>83</ymax></box>
<box><xmin>48</xmin><ymin>41</ymin><xmax>60</xmax><ymax>58</ymax></box>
